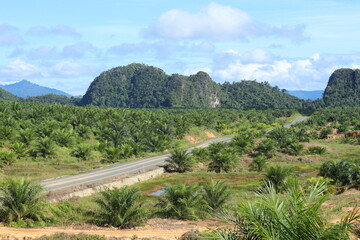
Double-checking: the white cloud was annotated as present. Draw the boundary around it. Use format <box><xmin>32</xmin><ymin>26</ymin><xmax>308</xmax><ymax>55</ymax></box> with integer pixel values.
<box><xmin>213</xmin><ymin>51</ymin><xmax>360</xmax><ymax>90</ymax></box>
<box><xmin>51</xmin><ymin>61</ymin><xmax>93</xmax><ymax>77</ymax></box>
<box><xmin>145</xmin><ymin>3</ymin><xmax>307</xmax><ymax>43</ymax></box>
<box><xmin>0</xmin><ymin>59</ymin><xmax>44</xmax><ymax>81</ymax></box>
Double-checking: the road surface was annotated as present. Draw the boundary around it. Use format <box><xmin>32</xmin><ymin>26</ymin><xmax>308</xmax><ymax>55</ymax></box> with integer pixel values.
<box><xmin>284</xmin><ymin>116</ymin><xmax>309</xmax><ymax>128</ymax></box>
<box><xmin>42</xmin><ymin>116</ymin><xmax>309</xmax><ymax>192</ymax></box>
<box><xmin>41</xmin><ymin>137</ymin><xmax>232</xmax><ymax>191</ymax></box>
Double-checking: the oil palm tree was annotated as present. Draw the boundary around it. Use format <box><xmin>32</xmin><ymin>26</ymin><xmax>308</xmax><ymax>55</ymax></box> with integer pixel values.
<box><xmin>207</xmin><ymin>179</ymin><xmax>359</xmax><ymax>239</ymax></box>
<box><xmin>0</xmin><ymin>178</ymin><xmax>45</xmax><ymax>223</ymax></box>
<box><xmin>202</xmin><ymin>179</ymin><xmax>231</xmax><ymax>212</ymax></box>
<box><xmin>95</xmin><ymin>186</ymin><xmax>148</xmax><ymax>229</ymax></box>
<box><xmin>164</xmin><ymin>149</ymin><xmax>194</xmax><ymax>173</ymax></box>
<box><xmin>156</xmin><ymin>183</ymin><xmax>205</xmax><ymax>220</ymax></box>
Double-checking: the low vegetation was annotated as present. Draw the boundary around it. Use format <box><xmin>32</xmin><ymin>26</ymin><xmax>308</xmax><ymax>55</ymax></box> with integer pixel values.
<box><xmin>0</xmin><ymin>102</ymin><xmax>359</xmax><ymax>239</ymax></box>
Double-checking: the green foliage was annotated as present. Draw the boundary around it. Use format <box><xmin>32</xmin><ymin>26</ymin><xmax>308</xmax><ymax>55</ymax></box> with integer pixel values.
<box><xmin>95</xmin><ymin>186</ymin><xmax>148</xmax><ymax>229</ymax></box>
<box><xmin>320</xmin><ymin>128</ymin><xmax>332</xmax><ymax>139</ymax></box>
<box><xmin>283</xmin><ymin>142</ymin><xmax>304</xmax><ymax>156</ymax></box>
<box><xmin>254</xmin><ymin>138</ymin><xmax>278</xmax><ymax>158</ymax></box>
<box><xmin>11</xmin><ymin>142</ymin><xmax>27</xmax><ymax>158</ymax></box>
<box><xmin>0</xmin><ymin>178</ymin><xmax>46</xmax><ymax>223</ymax></box>
<box><xmin>0</xmin><ymin>150</ymin><xmax>17</xmax><ymax>166</ymax></box>
<box><xmin>202</xmin><ymin>179</ymin><xmax>231</xmax><ymax>212</ymax></box>
<box><xmin>71</xmin><ymin>144</ymin><xmax>92</xmax><ymax>160</ymax></box>
<box><xmin>80</xmin><ymin>63</ymin><xmax>221</xmax><ymax>108</ymax></box>
<box><xmin>249</xmin><ymin>155</ymin><xmax>267</xmax><ymax>172</ymax></box>
<box><xmin>262</xmin><ymin>166</ymin><xmax>294</xmax><ymax>193</ymax></box>
<box><xmin>33</xmin><ymin>137</ymin><xmax>57</xmax><ymax>158</ymax></box>
<box><xmin>211</xmin><ymin>178</ymin><xmax>360</xmax><ymax>239</ymax></box>
<box><xmin>221</xmin><ymin>80</ymin><xmax>305</xmax><ymax>109</ymax></box>
<box><xmin>231</xmin><ymin>134</ymin><xmax>255</xmax><ymax>154</ymax></box>
<box><xmin>208</xmin><ymin>142</ymin><xmax>238</xmax><ymax>173</ymax></box>
<box><xmin>308</xmin><ymin>146</ymin><xmax>327</xmax><ymax>155</ymax></box>
<box><xmin>164</xmin><ymin>149</ymin><xmax>194</xmax><ymax>173</ymax></box>
<box><xmin>318</xmin><ymin>159</ymin><xmax>360</xmax><ymax>187</ymax></box>
<box><xmin>156</xmin><ymin>183</ymin><xmax>205</xmax><ymax>220</ymax></box>
<box><xmin>35</xmin><ymin>233</ymin><xmax>107</xmax><ymax>240</ymax></box>
<box><xmin>323</xmin><ymin>68</ymin><xmax>360</xmax><ymax>107</ymax></box>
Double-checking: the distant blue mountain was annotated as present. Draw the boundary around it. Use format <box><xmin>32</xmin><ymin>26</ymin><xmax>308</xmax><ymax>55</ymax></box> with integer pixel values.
<box><xmin>287</xmin><ymin>90</ymin><xmax>323</xmax><ymax>100</ymax></box>
<box><xmin>1</xmin><ymin>80</ymin><xmax>72</xmax><ymax>97</ymax></box>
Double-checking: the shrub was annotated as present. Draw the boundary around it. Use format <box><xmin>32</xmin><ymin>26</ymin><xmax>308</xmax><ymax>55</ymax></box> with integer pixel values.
<box><xmin>202</xmin><ymin>180</ymin><xmax>231</xmax><ymax>212</ymax></box>
<box><xmin>156</xmin><ymin>183</ymin><xmax>205</xmax><ymax>220</ymax></box>
<box><xmin>164</xmin><ymin>149</ymin><xmax>194</xmax><ymax>173</ymax></box>
<box><xmin>0</xmin><ymin>150</ymin><xmax>17</xmax><ymax>167</ymax></box>
<box><xmin>0</xmin><ymin>178</ymin><xmax>46</xmax><ymax>223</ymax></box>
<box><xmin>71</xmin><ymin>144</ymin><xmax>92</xmax><ymax>160</ymax></box>
<box><xmin>208</xmin><ymin>179</ymin><xmax>360</xmax><ymax>239</ymax></box>
<box><xmin>95</xmin><ymin>186</ymin><xmax>148</xmax><ymax>229</ymax></box>
<box><xmin>308</xmin><ymin>146</ymin><xmax>327</xmax><ymax>155</ymax></box>
<box><xmin>262</xmin><ymin>166</ymin><xmax>294</xmax><ymax>192</ymax></box>
<box><xmin>249</xmin><ymin>155</ymin><xmax>267</xmax><ymax>172</ymax></box>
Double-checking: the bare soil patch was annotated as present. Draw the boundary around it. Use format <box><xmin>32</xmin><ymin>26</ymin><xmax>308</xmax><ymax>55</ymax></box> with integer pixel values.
<box><xmin>0</xmin><ymin>218</ymin><xmax>225</xmax><ymax>240</ymax></box>
<box><xmin>204</xmin><ymin>131</ymin><xmax>216</xmax><ymax>138</ymax></box>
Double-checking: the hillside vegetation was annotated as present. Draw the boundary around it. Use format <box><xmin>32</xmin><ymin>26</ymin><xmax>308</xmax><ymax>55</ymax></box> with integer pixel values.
<box><xmin>1</xmin><ymin>65</ymin><xmax>360</xmax><ymax>110</ymax></box>
<box><xmin>80</xmin><ymin>63</ymin><xmax>306</xmax><ymax>109</ymax></box>
<box><xmin>323</xmin><ymin>68</ymin><xmax>360</xmax><ymax>106</ymax></box>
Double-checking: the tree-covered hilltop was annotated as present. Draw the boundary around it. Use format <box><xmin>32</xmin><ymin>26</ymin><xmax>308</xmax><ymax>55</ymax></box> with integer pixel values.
<box><xmin>221</xmin><ymin>80</ymin><xmax>305</xmax><ymax>109</ymax></box>
<box><xmin>0</xmin><ymin>88</ymin><xmax>20</xmax><ymax>102</ymax></box>
<box><xmin>80</xmin><ymin>63</ymin><xmax>305</xmax><ymax>109</ymax></box>
<box><xmin>323</xmin><ymin>68</ymin><xmax>360</xmax><ymax>106</ymax></box>
<box><xmin>80</xmin><ymin>63</ymin><xmax>221</xmax><ymax>108</ymax></box>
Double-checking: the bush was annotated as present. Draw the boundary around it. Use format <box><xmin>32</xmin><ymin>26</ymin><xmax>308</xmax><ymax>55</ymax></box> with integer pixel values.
<box><xmin>202</xmin><ymin>180</ymin><xmax>231</xmax><ymax>212</ymax></box>
<box><xmin>308</xmin><ymin>146</ymin><xmax>327</xmax><ymax>155</ymax></box>
<box><xmin>0</xmin><ymin>150</ymin><xmax>17</xmax><ymax>167</ymax></box>
<box><xmin>262</xmin><ymin>166</ymin><xmax>294</xmax><ymax>192</ymax></box>
<box><xmin>208</xmin><ymin>178</ymin><xmax>360</xmax><ymax>239</ymax></box>
<box><xmin>318</xmin><ymin>159</ymin><xmax>360</xmax><ymax>187</ymax></box>
<box><xmin>156</xmin><ymin>183</ymin><xmax>205</xmax><ymax>220</ymax></box>
<box><xmin>95</xmin><ymin>186</ymin><xmax>148</xmax><ymax>229</ymax></box>
<box><xmin>0</xmin><ymin>178</ymin><xmax>46</xmax><ymax>223</ymax></box>
<box><xmin>71</xmin><ymin>144</ymin><xmax>92</xmax><ymax>160</ymax></box>
<box><xmin>249</xmin><ymin>155</ymin><xmax>267</xmax><ymax>172</ymax></box>
<box><xmin>164</xmin><ymin>149</ymin><xmax>194</xmax><ymax>173</ymax></box>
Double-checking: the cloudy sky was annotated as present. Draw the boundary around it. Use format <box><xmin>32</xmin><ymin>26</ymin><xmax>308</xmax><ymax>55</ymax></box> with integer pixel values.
<box><xmin>0</xmin><ymin>0</ymin><xmax>359</xmax><ymax>95</ymax></box>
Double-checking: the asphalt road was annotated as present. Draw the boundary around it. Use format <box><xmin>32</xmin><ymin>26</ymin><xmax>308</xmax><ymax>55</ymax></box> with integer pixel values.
<box><xmin>284</xmin><ymin>116</ymin><xmax>309</xmax><ymax>128</ymax></box>
<box><xmin>41</xmin><ymin>137</ymin><xmax>233</xmax><ymax>191</ymax></box>
<box><xmin>42</xmin><ymin>116</ymin><xmax>309</xmax><ymax>192</ymax></box>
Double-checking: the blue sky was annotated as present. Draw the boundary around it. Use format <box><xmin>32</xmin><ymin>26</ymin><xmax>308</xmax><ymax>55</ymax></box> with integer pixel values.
<box><xmin>0</xmin><ymin>0</ymin><xmax>359</xmax><ymax>95</ymax></box>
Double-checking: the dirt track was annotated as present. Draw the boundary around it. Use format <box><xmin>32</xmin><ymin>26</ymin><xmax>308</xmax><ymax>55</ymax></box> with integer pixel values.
<box><xmin>0</xmin><ymin>218</ymin><xmax>224</xmax><ymax>240</ymax></box>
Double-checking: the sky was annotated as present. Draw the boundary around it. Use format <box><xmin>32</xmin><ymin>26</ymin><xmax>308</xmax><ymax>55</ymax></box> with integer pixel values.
<box><xmin>0</xmin><ymin>0</ymin><xmax>359</xmax><ymax>95</ymax></box>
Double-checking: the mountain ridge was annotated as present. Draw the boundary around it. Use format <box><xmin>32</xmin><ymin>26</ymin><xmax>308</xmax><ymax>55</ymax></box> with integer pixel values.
<box><xmin>1</xmin><ymin>80</ymin><xmax>72</xmax><ymax>97</ymax></box>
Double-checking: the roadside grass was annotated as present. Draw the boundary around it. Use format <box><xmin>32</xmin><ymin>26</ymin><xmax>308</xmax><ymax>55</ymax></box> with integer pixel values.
<box><xmin>0</xmin><ymin>127</ymin><xmax>227</xmax><ymax>181</ymax></box>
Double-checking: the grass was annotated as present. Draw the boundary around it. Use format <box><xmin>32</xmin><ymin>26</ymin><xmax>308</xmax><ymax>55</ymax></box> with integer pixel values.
<box><xmin>1</xmin><ymin>127</ymin><xmax>227</xmax><ymax>181</ymax></box>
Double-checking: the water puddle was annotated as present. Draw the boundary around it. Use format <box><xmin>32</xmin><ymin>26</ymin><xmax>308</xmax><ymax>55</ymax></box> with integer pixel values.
<box><xmin>149</xmin><ymin>187</ymin><xmax>166</xmax><ymax>196</ymax></box>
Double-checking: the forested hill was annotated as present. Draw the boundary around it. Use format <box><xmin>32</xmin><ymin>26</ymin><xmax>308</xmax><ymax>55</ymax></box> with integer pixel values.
<box><xmin>221</xmin><ymin>81</ymin><xmax>305</xmax><ymax>109</ymax></box>
<box><xmin>80</xmin><ymin>63</ymin><xmax>221</xmax><ymax>108</ymax></box>
<box><xmin>323</xmin><ymin>68</ymin><xmax>360</xmax><ymax>106</ymax></box>
<box><xmin>80</xmin><ymin>63</ymin><xmax>304</xmax><ymax>109</ymax></box>
<box><xmin>0</xmin><ymin>88</ymin><xmax>20</xmax><ymax>102</ymax></box>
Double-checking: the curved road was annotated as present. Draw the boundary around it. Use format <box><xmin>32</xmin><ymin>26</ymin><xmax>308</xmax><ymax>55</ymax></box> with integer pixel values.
<box><xmin>41</xmin><ymin>137</ymin><xmax>233</xmax><ymax>191</ymax></box>
<box><xmin>42</xmin><ymin>116</ymin><xmax>309</xmax><ymax>192</ymax></box>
